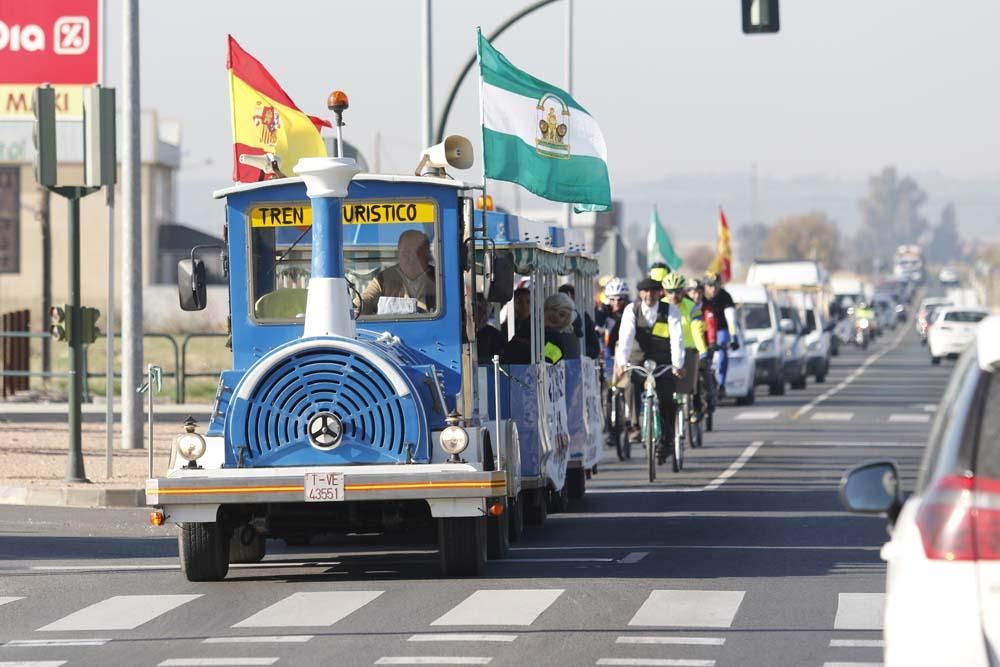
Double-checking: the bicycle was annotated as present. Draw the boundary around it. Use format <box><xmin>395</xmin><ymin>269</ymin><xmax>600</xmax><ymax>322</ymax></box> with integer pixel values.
<box><xmin>673</xmin><ymin>392</ymin><xmax>686</xmax><ymax>472</ymax></box>
<box><xmin>689</xmin><ymin>363</ymin><xmax>716</xmax><ymax>447</ymax></box>
<box><xmin>607</xmin><ymin>383</ymin><xmax>631</xmax><ymax>462</ymax></box>
<box><xmin>621</xmin><ymin>361</ymin><xmax>673</xmax><ymax>483</ymax></box>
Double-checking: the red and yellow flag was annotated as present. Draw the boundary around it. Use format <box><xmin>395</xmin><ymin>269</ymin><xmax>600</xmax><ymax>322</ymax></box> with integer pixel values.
<box><xmin>708</xmin><ymin>207</ymin><xmax>732</xmax><ymax>283</ymax></box>
<box><xmin>227</xmin><ymin>35</ymin><xmax>330</xmax><ymax>182</ymax></box>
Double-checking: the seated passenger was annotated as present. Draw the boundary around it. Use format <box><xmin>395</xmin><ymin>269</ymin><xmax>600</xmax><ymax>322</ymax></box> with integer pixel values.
<box><xmin>474</xmin><ymin>294</ymin><xmax>505</xmax><ymax>363</ymax></box>
<box><xmin>558</xmin><ymin>283</ymin><xmax>600</xmax><ymax>359</ymax></box>
<box><xmin>360</xmin><ymin>230</ymin><xmax>436</xmax><ymax>315</ymax></box>
<box><xmin>543</xmin><ymin>293</ymin><xmax>581</xmax><ymax>363</ymax></box>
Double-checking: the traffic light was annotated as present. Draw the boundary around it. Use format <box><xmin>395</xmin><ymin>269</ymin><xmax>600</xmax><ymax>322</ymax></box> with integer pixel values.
<box><xmin>82</xmin><ymin>86</ymin><xmax>116</xmax><ymax>187</ymax></box>
<box><xmin>742</xmin><ymin>0</ymin><xmax>780</xmax><ymax>34</ymax></box>
<box><xmin>32</xmin><ymin>86</ymin><xmax>57</xmax><ymax>187</ymax></box>
<box><xmin>49</xmin><ymin>305</ymin><xmax>69</xmax><ymax>342</ymax></box>
<box><xmin>78</xmin><ymin>307</ymin><xmax>101</xmax><ymax>345</ymax></box>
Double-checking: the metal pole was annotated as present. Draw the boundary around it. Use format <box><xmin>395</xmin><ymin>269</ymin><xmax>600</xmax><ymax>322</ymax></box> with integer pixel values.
<box><xmin>420</xmin><ymin>0</ymin><xmax>433</xmax><ymax>149</ymax></box>
<box><xmin>564</xmin><ymin>0</ymin><xmax>573</xmax><ymax>230</ymax></box>
<box><xmin>105</xmin><ymin>185</ymin><xmax>115</xmax><ymax>476</ymax></box>
<box><xmin>66</xmin><ymin>191</ymin><xmax>87</xmax><ymax>483</ymax></box>
<box><xmin>146</xmin><ymin>364</ymin><xmax>154</xmax><ymax>479</ymax></box>
<box><xmin>121</xmin><ymin>0</ymin><xmax>143</xmax><ymax>449</ymax></box>
<box><xmin>39</xmin><ymin>187</ymin><xmax>51</xmax><ymax>383</ymax></box>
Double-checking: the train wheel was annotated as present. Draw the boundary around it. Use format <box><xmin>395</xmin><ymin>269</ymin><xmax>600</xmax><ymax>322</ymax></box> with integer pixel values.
<box><xmin>524</xmin><ymin>488</ymin><xmax>547</xmax><ymax>526</ymax></box>
<box><xmin>438</xmin><ymin>516</ymin><xmax>486</xmax><ymax>576</ymax></box>
<box><xmin>179</xmin><ymin>522</ymin><xmax>229</xmax><ymax>582</ymax></box>
<box><xmin>567</xmin><ymin>466</ymin><xmax>586</xmax><ymax>500</ymax></box>
<box><xmin>229</xmin><ymin>530</ymin><xmax>266</xmax><ymax>564</ymax></box>
<box><xmin>486</xmin><ymin>499</ymin><xmax>510</xmax><ymax>560</ymax></box>
<box><xmin>507</xmin><ymin>495</ymin><xmax>524</xmax><ymax>542</ymax></box>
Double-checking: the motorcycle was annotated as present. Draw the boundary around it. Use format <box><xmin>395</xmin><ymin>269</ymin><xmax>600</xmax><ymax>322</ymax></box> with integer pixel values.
<box><xmin>853</xmin><ymin>316</ymin><xmax>871</xmax><ymax>350</ymax></box>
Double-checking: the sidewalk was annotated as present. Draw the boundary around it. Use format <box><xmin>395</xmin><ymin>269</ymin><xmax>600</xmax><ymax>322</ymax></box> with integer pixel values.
<box><xmin>0</xmin><ymin>418</ymin><xmax>180</xmax><ymax>508</ymax></box>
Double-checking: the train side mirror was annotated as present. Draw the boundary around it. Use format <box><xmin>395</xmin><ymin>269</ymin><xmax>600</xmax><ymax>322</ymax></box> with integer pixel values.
<box><xmin>178</xmin><ymin>258</ymin><xmax>207</xmax><ymax>311</ymax></box>
<box><xmin>487</xmin><ymin>251</ymin><xmax>515</xmax><ymax>303</ymax></box>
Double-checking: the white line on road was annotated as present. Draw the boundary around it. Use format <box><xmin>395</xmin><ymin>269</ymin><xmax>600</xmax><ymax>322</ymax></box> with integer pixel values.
<box><xmin>408</xmin><ymin>634</ymin><xmax>517</xmax><ymax>643</ymax></box>
<box><xmin>793</xmin><ymin>325</ymin><xmax>909</xmax><ymax>420</ymax></box>
<box><xmin>617</xmin><ymin>551</ymin><xmax>649</xmax><ymax>564</ymax></box>
<box><xmin>0</xmin><ymin>662</ymin><xmax>67</xmax><ymax>667</ymax></box>
<box><xmin>734</xmin><ymin>411</ymin><xmax>779</xmax><ymax>421</ymax></box>
<box><xmin>888</xmin><ymin>414</ymin><xmax>930</xmax><ymax>423</ymax></box>
<box><xmin>811</xmin><ymin>412</ymin><xmax>854</xmax><ymax>421</ymax></box>
<box><xmin>3</xmin><ymin>639</ymin><xmax>110</xmax><ymax>647</ymax></box>
<box><xmin>628</xmin><ymin>590</ymin><xmax>745</xmax><ymax>628</ymax></box>
<box><xmin>703</xmin><ymin>441</ymin><xmax>764</xmax><ymax>491</ymax></box>
<box><xmin>829</xmin><ymin>639</ymin><xmax>884</xmax><ymax>648</ymax></box>
<box><xmin>432</xmin><ymin>589</ymin><xmax>564</xmax><ymax>626</ymax></box>
<box><xmin>834</xmin><ymin>593</ymin><xmax>885</xmax><ymax>630</ymax></box>
<box><xmin>616</xmin><ymin>636</ymin><xmax>725</xmax><ymax>645</ymax></box>
<box><xmin>234</xmin><ymin>591</ymin><xmax>383</xmax><ymax>628</ymax></box>
<box><xmin>375</xmin><ymin>659</ymin><xmax>492</xmax><ymax>665</ymax></box>
<box><xmin>501</xmin><ymin>558</ymin><xmax>615</xmax><ymax>563</ymax></box>
<box><xmin>597</xmin><ymin>660</ymin><xmax>715</xmax><ymax>667</ymax></box>
<box><xmin>0</xmin><ymin>597</ymin><xmax>23</xmax><ymax>608</ymax></box>
<box><xmin>771</xmin><ymin>440</ymin><xmax>921</xmax><ymax>448</ymax></box>
<box><xmin>202</xmin><ymin>636</ymin><xmax>313</xmax><ymax>644</ymax></box>
<box><xmin>158</xmin><ymin>661</ymin><xmax>279</xmax><ymax>667</ymax></box>
<box><xmin>38</xmin><ymin>595</ymin><xmax>202</xmax><ymax>632</ymax></box>
<box><xmin>822</xmin><ymin>663</ymin><xmax>883</xmax><ymax>667</ymax></box>
<box><xmin>919</xmin><ymin>403</ymin><xmax>938</xmax><ymax>412</ymax></box>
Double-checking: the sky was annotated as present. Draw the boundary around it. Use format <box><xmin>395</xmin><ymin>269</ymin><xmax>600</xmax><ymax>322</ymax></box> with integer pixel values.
<box><xmin>97</xmin><ymin>0</ymin><xmax>1000</xmax><ymax>236</ymax></box>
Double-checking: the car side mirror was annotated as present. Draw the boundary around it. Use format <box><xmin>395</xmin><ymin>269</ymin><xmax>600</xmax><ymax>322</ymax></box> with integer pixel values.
<box><xmin>487</xmin><ymin>250</ymin><xmax>515</xmax><ymax>303</ymax></box>
<box><xmin>840</xmin><ymin>460</ymin><xmax>902</xmax><ymax>519</ymax></box>
<box><xmin>743</xmin><ymin>336</ymin><xmax>757</xmax><ymax>345</ymax></box>
<box><xmin>779</xmin><ymin>318</ymin><xmax>795</xmax><ymax>334</ymax></box>
<box><xmin>178</xmin><ymin>258</ymin><xmax>207</xmax><ymax>311</ymax></box>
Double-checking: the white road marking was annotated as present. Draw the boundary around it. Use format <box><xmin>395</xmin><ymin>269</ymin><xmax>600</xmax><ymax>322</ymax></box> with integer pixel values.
<box><xmin>432</xmin><ymin>589</ymin><xmax>564</xmax><ymax>626</ymax></box>
<box><xmin>628</xmin><ymin>590</ymin><xmax>745</xmax><ymax>628</ymax></box>
<box><xmin>888</xmin><ymin>414</ymin><xmax>930</xmax><ymax>423</ymax></box>
<box><xmin>38</xmin><ymin>594</ymin><xmax>201</xmax><ymax>632</ymax></box>
<box><xmin>834</xmin><ymin>593</ymin><xmax>885</xmax><ymax>630</ymax></box>
<box><xmin>919</xmin><ymin>404</ymin><xmax>938</xmax><ymax>412</ymax></box>
<box><xmin>203</xmin><ymin>636</ymin><xmax>313</xmax><ymax>644</ymax></box>
<box><xmin>704</xmin><ymin>442</ymin><xmax>764</xmax><ymax>491</ymax></box>
<box><xmin>30</xmin><ymin>561</ymin><xmax>342</xmax><ymax>573</ymax></box>
<box><xmin>734</xmin><ymin>411</ymin><xmax>779</xmax><ymax>421</ymax></box>
<box><xmin>596</xmin><ymin>660</ymin><xmax>715</xmax><ymax>666</ymax></box>
<box><xmin>501</xmin><ymin>557</ymin><xmax>615</xmax><ymax>563</ymax></box>
<box><xmin>617</xmin><ymin>552</ymin><xmax>649</xmax><ymax>564</ymax></box>
<box><xmin>793</xmin><ymin>325</ymin><xmax>909</xmax><ymax>419</ymax></box>
<box><xmin>408</xmin><ymin>634</ymin><xmax>517</xmax><ymax>643</ymax></box>
<box><xmin>829</xmin><ymin>639</ymin><xmax>884</xmax><ymax>648</ymax></box>
<box><xmin>159</xmin><ymin>661</ymin><xmax>278</xmax><ymax>667</ymax></box>
<box><xmin>234</xmin><ymin>591</ymin><xmax>382</xmax><ymax>628</ymax></box>
<box><xmin>375</xmin><ymin>659</ymin><xmax>491</xmax><ymax>666</ymax></box>
<box><xmin>772</xmin><ymin>440</ymin><xmax>921</xmax><ymax>448</ymax></box>
<box><xmin>811</xmin><ymin>412</ymin><xmax>854</xmax><ymax>421</ymax></box>
<box><xmin>0</xmin><ymin>662</ymin><xmax>68</xmax><ymax>667</ymax></box>
<box><xmin>4</xmin><ymin>639</ymin><xmax>109</xmax><ymax>647</ymax></box>
<box><xmin>822</xmin><ymin>663</ymin><xmax>882</xmax><ymax>667</ymax></box>
<box><xmin>615</xmin><ymin>636</ymin><xmax>725</xmax><ymax>645</ymax></box>
<box><xmin>0</xmin><ymin>597</ymin><xmax>23</xmax><ymax>608</ymax></box>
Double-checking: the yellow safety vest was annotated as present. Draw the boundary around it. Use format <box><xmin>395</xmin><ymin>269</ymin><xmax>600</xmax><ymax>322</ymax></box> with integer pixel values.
<box><xmin>544</xmin><ymin>341</ymin><xmax>563</xmax><ymax>364</ymax></box>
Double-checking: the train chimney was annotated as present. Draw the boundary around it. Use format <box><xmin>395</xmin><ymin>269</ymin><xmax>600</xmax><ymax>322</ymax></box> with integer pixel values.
<box><xmin>293</xmin><ymin>156</ymin><xmax>361</xmax><ymax>338</ymax></box>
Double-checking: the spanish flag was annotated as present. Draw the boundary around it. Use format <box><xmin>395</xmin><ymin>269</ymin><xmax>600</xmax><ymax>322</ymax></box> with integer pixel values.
<box><xmin>708</xmin><ymin>207</ymin><xmax>732</xmax><ymax>282</ymax></box>
<box><xmin>227</xmin><ymin>35</ymin><xmax>330</xmax><ymax>182</ymax></box>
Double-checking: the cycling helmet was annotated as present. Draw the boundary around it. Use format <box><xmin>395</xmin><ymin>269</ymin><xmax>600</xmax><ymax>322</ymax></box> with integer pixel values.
<box><xmin>704</xmin><ymin>271</ymin><xmax>721</xmax><ymax>286</ymax></box>
<box><xmin>663</xmin><ymin>273</ymin><xmax>686</xmax><ymax>291</ymax></box>
<box><xmin>687</xmin><ymin>278</ymin><xmax>704</xmax><ymax>291</ymax></box>
<box><xmin>649</xmin><ymin>264</ymin><xmax>671</xmax><ymax>283</ymax></box>
<box><xmin>603</xmin><ymin>277</ymin><xmax>630</xmax><ymax>299</ymax></box>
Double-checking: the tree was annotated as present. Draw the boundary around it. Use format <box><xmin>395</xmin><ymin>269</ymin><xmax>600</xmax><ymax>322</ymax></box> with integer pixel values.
<box><xmin>764</xmin><ymin>212</ymin><xmax>840</xmax><ymax>269</ymax></box>
<box><xmin>735</xmin><ymin>222</ymin><xmax>769</xmax><ymax>267</ymax></box>
<box><xmin>857</xmin><ymin>166</ymin><xmax>929</xmax><ymax>269</ymax></box>
<box><xmin>683</xmin><ymin>244</ymin><xmax>717</xmax><ymax>274</ymax></box>
<box><xmin>927</xmin><ymin>202</ymin><xmax>961</xmax><ymax>263</ymax></box>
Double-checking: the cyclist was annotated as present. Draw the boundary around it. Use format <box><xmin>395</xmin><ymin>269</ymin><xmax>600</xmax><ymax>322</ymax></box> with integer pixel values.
<box><xmin>686</xmin><ymin>278</ymin><xmax>717</xmax><ymax>414</ymax></box>
<box><xmin>662</xmin><ymin>274</ymin><xmax>707</xmax><ymax>409</ymax></box>
<box><xmin>614</xmin><ymin>277</ymin><xmax>685</xmax><ymax>463</ymax></box>
<box><xmin>704</xmin><ymin>272</ymin><xmax>738</xmax><ymax>395</ymax></box>
<box><xmin>601</xmin><ymin>277</ymin><xmax>631</xmax><ymax>376</ymax></box>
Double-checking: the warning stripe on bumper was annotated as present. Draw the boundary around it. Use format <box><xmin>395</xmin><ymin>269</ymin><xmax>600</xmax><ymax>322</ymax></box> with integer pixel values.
<box><xmin>153</xmin><ymin>479</ymin><xmax>506</xmax><ymax>497</ymax></box>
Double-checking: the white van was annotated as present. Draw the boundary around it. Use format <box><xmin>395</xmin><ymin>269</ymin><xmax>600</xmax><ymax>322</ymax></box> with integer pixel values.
<box><xmin>728</xmin><ymin>283</ymin><xmax>795</xmax><ymax>396</ymax></box>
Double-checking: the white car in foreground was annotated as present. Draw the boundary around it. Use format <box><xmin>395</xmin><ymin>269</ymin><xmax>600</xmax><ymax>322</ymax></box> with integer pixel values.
<box><xmin>927</xmin><ymin>306</ymin><xmax>990</xmax><ymax>364</ymax></box>
<box><xmin>720</xmin><ymin>328</ymin><xmax>756</xmax><ymax>405</ymax></box>
<box><xmin>840</xmin><ymin>315</ymin><xmax>1000</xmax><ymax>666</ymax></box>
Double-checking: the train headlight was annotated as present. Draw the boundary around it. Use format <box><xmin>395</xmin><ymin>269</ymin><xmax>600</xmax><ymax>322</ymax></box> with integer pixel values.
<box><xmin>440</xmin><ymin>426</ymin><xmax>470</xmax><ymax>455</ymax></box>
<box><xmin>175</xmin><ymin>432</ymin><xmax>207</xmax><ymax>461</ymax></box>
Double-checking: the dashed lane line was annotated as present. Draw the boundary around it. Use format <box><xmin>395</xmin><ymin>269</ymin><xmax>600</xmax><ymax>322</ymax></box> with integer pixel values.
<box><xmin>703</xmin><ymin>441</ymin><xmax>764</xmax><ymax>491</ymax></box>
<box><xmin>793</xmin><ymin>325</ymin><xmax>910</xmax><ymax>420</ymax></box>
<box><xmin>829</xmin><ymin>639</ymin><xmax>884</xmax><ymax>648</ymax></box>
<box><xmin>407</xmin><ymin>634</ymin><xmax>517</xmax><ymax>643</ymax></box>
<box><xmin>887</xmin><ymin>414</ymin><xmax>930</xmax><ymax>423</ymax></box>
<box><xmin>202</xmin><ymin>636</ymin><xmax>313</xmax><ymax>644</ymax></box>
<box><xmin>615</xmin><ymin>637</ymin><xmax>725</xmax><ymax>646</ymax></box>
<box><xmin>811</xmin><ymin>412</ymin><xmax>854</xmax><ymax>421</ymax></box>
<box><xmin>596</xmin><ymin>659</ymin><xmax>716</xmax><ymax>667</ymax></box>
<box><xmin>375</xmin><ymin>659</ymin><xmax>492</xmax><ymax>666</ymax></box>
<box><xmin>734</xmin><ymin>411</ymin><xmax>780</xmax><ymax>421</ymax></box>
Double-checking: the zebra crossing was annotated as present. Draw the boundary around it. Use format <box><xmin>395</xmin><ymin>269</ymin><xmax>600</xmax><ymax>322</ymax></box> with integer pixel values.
<box><xmin>0</xmin><ymin>587</ymin><xmax>886</xmax><ymax>666</ymax></box>
<box><xmin>730</xmin><ymin>409</ymin><xmax>933</xmax><ymax>425</ymax></box>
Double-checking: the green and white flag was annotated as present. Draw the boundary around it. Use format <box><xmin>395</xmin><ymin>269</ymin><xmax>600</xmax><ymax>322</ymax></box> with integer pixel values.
<box><xmin>647</xmin><ymin>206</ymin><xmax>683</xmax><ymax>271</ymax></box>
<box><xmin>477</xmin><ymin>28</ymin><xmax>611</xmax><ymax>212</ymax></box>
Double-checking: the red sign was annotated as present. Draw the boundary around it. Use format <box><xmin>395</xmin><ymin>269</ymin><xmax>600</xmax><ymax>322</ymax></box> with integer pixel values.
<box><xmin>0</xmin><ymin>0</ymin><xmax>99</xmax><ymax>85</ymax></box>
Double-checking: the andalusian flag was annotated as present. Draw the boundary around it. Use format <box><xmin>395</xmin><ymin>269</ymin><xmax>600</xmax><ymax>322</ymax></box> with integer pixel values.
<box><xmin>477</xmin><ymin>29</ymin><xmax>611</xmax><ymax>211</ymax></box>
<box><xmin>227</xmin><ymin>35</ymin><xmax>330</xmax><ymax>182</ymax></box>
<box><xmin>708</xmin><ymin>207</ymin><xmax>732</xmax><ymax>282</ymax></box>
<box><xmin>647</xmin><ymin>206</ymin><xmax>682</xmax><ymax>271</ymax></box>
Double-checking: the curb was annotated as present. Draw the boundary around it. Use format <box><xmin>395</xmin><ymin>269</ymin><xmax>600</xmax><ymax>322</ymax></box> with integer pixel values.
<box><xmin>0</xmin><ymin>485</ymin><xmax>146</xmax><ymax>508</ymax></box>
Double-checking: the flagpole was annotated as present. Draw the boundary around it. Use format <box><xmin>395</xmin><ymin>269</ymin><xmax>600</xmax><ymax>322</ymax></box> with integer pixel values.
<box><xmin>563</xmin><ymin>0</ymin><xmax>573</xmax><ymax>230</ymax></box>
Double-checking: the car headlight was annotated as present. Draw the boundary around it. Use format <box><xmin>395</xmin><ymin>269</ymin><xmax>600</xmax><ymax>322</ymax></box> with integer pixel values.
<box><xmin>175</xmin><ymin>432</ymin><xmax>207</xmax><ymax>461</ymax></box>
<box><xmin>440</xmin><ymin>426</ymin><xmax>470</xmax><ymax>455</ymax></box>
<box><xmin>807</xmin><ymin>341</ymin><xmax>820</xmax><ymax>351</ymax></box>
<box><xmin>858</xmin><ymin>319</ymin><xmax>870</xmax><ymax>329</ymax></box>
<box><xmin>757</xmin><ymin>339</ymin><xmax>773</xmax><ymax>354</ymax></box>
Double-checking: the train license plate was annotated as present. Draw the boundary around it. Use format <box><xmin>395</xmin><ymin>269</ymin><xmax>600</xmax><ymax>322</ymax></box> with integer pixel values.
<box><xmin>304</xmin><ymin>472</ymin><xmax>344</xmax><ymax>502</ymax></box>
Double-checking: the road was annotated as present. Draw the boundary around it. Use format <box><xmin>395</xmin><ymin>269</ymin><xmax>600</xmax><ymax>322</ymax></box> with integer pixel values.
<box><xmin>0</xmin><ymin>324</ymin><xmax>950</xmax><ymax>667</ymax></box>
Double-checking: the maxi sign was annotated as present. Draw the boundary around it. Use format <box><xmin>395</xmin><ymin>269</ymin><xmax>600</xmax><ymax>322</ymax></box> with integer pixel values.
<box><xmin>0</xmin><ymin>0</ymin><xmax>100</xmax><ymax>119</ymax></box>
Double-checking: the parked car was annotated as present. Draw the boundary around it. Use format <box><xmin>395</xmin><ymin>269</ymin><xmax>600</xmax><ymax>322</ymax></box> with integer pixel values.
<box><xmin>928</xmin><ymin>306</ymin><xmax>990</xmax><ymax>364</ymax></box>
<box><xmin>777</xmin><ymin>304</ymin><xmax>809</xmax><ymax>390</ymax></box>
<box><xmin>729</xmin><ymin>283</ymin><xmax>787</xmax><ymax>396</ymax></box>
<box><xmin>840</xmin><ymin>315</ymin><xmax>1000</xmax><ymax>667</ymax></box>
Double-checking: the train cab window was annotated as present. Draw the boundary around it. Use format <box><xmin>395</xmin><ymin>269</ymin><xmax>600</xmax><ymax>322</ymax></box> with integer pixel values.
<box><xmin>249</xmin><ymin>215</ymin><xmax>441</xmax><ymax>323</ymax></box>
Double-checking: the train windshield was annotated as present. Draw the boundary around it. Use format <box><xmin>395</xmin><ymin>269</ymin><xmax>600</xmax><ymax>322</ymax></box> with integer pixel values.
<box><xmin>249</xmin><ymin>216</ymin><xmax>441</xmax><ymax>322</ymax></box>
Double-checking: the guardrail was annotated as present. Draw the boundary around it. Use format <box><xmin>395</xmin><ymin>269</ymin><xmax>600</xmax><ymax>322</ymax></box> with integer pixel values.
<box><xmin>0</xmin><ymin>330</ymin><xmax>227</xmax><ymax>404</ymax></box>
